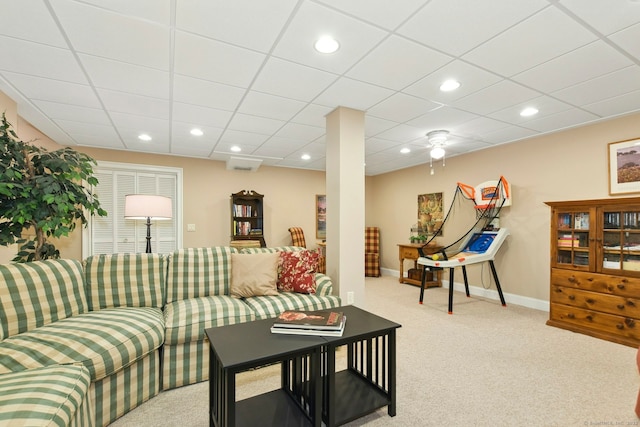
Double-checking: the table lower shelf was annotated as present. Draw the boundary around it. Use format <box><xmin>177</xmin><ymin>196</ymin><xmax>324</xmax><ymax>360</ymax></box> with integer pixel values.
<box><xmin>233</xmin><ymin>389</ymin><xmax>314</xmax><ymax>427</ymax></box>
<box><xmin>326</xmin><ymin>370</ymin><xmax>390</xmax><ymax>426</ymax></box>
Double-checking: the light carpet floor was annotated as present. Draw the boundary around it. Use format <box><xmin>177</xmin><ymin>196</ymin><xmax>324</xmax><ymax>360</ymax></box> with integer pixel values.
<box><xmin>111</xmin><ymin>275</ymin><xmax>639</xmax><ymax>426</ymax></box>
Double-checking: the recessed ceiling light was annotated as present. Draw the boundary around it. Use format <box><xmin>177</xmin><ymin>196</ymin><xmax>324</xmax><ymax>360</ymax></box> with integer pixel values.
<box><xmin>400</xmin><ymin>148</ymin><xmax>411</xmax><ymax>154</ymax></box>
<box><xmin>440</xmin><ymin>79</ymin><xmax>461</xmax><ymax>92</ymax></box>
<box><xmin>190</xmin><ymin>128</ymin><xmax>203</xmax><ymax>136</ymax></box>
<box><xmin>314</xmin><ymin>36</ymin><xmax>339</xmax><ymax>54</ymax></box>
<box><xmin>230</xmin><ymin>145</ymin><xmax>241</xmax><ymax>152</ymax></box>
<box><xmin>138</xmin><ymin>133</ymin><xmax>152</xmax><ymax>141</ymax></box>
<box><xmin>520</xmin><ymin>107</ymin><xmax>539</xmax><ymax>117</ymax></box>
<box><xmin>301</xmin><ymin>154</ymin><xmax>311</xmax><ymax>160</ymax></box>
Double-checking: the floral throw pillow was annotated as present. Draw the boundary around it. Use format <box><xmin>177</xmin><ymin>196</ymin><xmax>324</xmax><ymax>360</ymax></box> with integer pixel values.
<box><xmin>277</xmin><ymin>250</ymin><xmax>320</xmax><ymax>294</ymax></box>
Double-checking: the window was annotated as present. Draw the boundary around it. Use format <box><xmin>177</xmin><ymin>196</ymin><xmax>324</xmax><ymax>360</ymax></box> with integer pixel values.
<box><xmin>84</xmin><ymin>161</ymin><xmax>183</xmax><ymax>256</ymax></box>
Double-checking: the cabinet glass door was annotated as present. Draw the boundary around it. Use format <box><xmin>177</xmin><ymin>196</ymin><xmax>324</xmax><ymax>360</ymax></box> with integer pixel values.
<box><xmin>555</xmin><ymin>211</ymin><xmax>590</xmax><ymax>267</ymax></box>
<box><xmin>603</xmin><ymin>209</ymin><xmax>640</xmax><ymax>273</ymax></box>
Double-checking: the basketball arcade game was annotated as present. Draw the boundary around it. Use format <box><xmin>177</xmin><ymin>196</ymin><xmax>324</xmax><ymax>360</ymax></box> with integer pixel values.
<box><xmin>417</xmin><ymin>177</ymin><xmax>511</xmax><ymax>314</ymax></box>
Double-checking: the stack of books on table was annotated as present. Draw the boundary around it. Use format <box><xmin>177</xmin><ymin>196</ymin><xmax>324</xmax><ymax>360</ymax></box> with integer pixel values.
<box><xmin>271</xmin><ymin>309</ymin><xmax>346</xmax><ymax>337</ymax></box>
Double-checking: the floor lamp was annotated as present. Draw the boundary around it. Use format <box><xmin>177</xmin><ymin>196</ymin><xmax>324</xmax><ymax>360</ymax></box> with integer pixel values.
<box><xmin>124</xmin><ymin>194</ymin><xmax>173</xmax><ymax>253</ymax></box>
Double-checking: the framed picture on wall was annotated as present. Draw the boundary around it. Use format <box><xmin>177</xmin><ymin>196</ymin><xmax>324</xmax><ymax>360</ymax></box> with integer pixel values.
<box><xmin>418</xmin><ymin>192</ymin><xmax>444</xmax><ymax>236</ymax></box>
<box><xmin>316</xmin><ymin>194</ymin><xmax>326</xmax><ymax>239</ymax></box>
<box><xmin>609</xmin><ymin>138</ymin><xmax>640</xmax><ymax>195</ymax></box>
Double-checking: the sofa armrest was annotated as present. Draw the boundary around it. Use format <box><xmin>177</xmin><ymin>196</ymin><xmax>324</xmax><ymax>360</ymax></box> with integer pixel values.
<box><xmin>315</xmin><ymin>273</ymin><xmax>334</xmax><ymax>297</ymax></box>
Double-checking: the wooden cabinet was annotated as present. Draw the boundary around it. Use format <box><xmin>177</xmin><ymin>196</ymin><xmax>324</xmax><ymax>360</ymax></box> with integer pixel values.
<box><xmin>545</xmin><ymin>197</ymin><xmax>640</xmax><ymax>347</ymax></box>
<box><xmin>397</xmin><ymin>243</ymin><xmax>442</xmax><ymax>288</ymax></box>
<box><xmin>231</xmin><ymin>190</ymin><xmax>265</xmax><ymax>247</ymax></box>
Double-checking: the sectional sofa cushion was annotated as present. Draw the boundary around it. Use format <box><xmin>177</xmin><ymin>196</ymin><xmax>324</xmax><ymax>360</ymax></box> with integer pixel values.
<box><xmin>230</xmin><ymin>252</ymin><xmax>279</xmax><ymax>298</ymax></box>
<box><xmin>163</xmin><ymin>296</ymin><xmax>255</xmax><ymax>345</ymax></box>
<box><xmin>0</xmin><ymin>364</ymin><xmax>93</xmax><ymax>427</ymax></box>
<box><xmin>0</xmin><ymin>259</ymin><xmax>87</xmax><ymax>340</ymax></box>
<box><xmin>165</xmin><ymin>247</ymin><xmax>237</xmax><ymax>303</ymax></box>
<box><xmin>0</xmin><ymin>307</ymin><xmax>164</xmax><ymax>381</ymax></box>
<box><xmin>84</xmin><ymin>253</ymin><xmax>165</xmax><ymax>310</ymax></box>
<box><xmin>243</xmin><ymin>291</ymin><xmax>342</xmax><ymax>320</ymax></box>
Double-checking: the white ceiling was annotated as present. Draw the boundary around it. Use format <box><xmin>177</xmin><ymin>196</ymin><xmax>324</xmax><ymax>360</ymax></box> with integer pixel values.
<box><xmin>1</xmin><ymin>0</ymin><xmax>639</xmax><ymax>176</ymax></box>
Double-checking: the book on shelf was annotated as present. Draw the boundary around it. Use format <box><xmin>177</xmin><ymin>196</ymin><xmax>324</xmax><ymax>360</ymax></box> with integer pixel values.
<box><xmin>273</xmin><ymin>309</ymin><xmax>345</xmax><ymax>330</ymax></box>
<box><xmin>270</xmin><ymin>319</ymin><xmax>346</xmax><ymax>337</ymax></box>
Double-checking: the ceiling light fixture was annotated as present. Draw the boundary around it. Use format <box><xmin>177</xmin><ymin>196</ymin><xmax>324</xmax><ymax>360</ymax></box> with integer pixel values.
<box><xmin>301</xmin><ymin>154</ymin><xmax>311</xmax><ymax>160</ymax></box>
<box><xmin>440</xmin><ymin>79</ymin><xmax>461</xmax><ymax>92</ymax></box>
<box><xmin>190</xmin><ymin>128</ymin><xmax>203</xmax><ymax>136</ymax></box>
<box><xmin>400</xmin><ymin>148</ymin><xmax>410</xmax><ymax>154</ymax></box>
<box><xmin>138</xmin><ymin>133</ymin><xmax>152</xmax><ymax>142</ymax></box>
<box><xmin>520</xmin><ymin>107</ymin><xmax>539</xmax><ymax>117</ymax></box>
<box><xmin>427</xmin><ymin>130</ymin><xmax>449</xmax><ymax>174</ymax></box>
<box><xmin>314</xmin><ymin>36</ymin><xmax>339</xmax><ymax>54</ymax></box>
<box><xmin>230</xmin><ymin>146</ymin><xmax>242</xmax><ymax>152</ymax></box>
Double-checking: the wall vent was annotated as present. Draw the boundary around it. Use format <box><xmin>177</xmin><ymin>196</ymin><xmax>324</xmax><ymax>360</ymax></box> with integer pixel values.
<box><xmin>226</xmin><ymin>157</ymin><xmax>262</xmax><ymax>172</ymax></box>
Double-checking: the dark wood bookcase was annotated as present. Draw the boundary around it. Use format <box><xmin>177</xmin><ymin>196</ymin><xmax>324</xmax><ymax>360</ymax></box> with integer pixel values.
<box><xmin>231</xmin><ymin>190</ymin><xmax>265</xmax><ymax>247</ymax></box>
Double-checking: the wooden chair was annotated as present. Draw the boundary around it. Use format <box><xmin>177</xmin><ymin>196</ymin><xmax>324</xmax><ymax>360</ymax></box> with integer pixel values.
<box><xmin>365</xmin><ymin>227</ymin><xmax>381</xmax><ymax>277</ymax></box>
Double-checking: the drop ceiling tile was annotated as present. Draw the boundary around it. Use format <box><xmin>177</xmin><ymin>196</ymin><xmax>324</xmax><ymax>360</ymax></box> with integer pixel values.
<box><xmin>314</xmin><ymin>77</ymin><xmax>394</xmax><ymax>111</ymax></box>
<box><xmin>80</xmin><ymin>54</ymin><xmax>170</xmax><ymax>99</ymax></box>
<box><xmin>347</xmin><ymin>35</ymin><xmax>453</xmax><ymax>91</ymax></box>
<box><xmin>0</xmin><ymin>37</ymin><xmax>87</xmax><ymax>83</ymax></box>
<box><xmin>463</xmin><ymin>7</ymin><xmax>597</xmax><ymax>77</ymax></box>
<box><xmin>482</xmin><ymin>125</ymin><xmax>539</xmax><ymax>145</ymax></box>
<box><xmin>609</xmin><ymin>22</ymin><xmax>640</xmax><ymax>59</ymax></box>
<box><xmin>512</xmin><ymin>40</ymin><xmax>634</xmax><ymax>93</ymax></box>
<box><xmin>454</xmin><ymin>117</ymin><xmax>511</xmax><ymax>140</ymax></box>
<box><xmin>365</xmin><ymin>116</ymin><xmax>400</xmax><ymax>137</ymax></box>
<box><xmin>32</xmin><ymin>100</ymin><xmax>110</xmax><ymax>125</ymax></box>
<box><xmin>291</xmin><ymin>104</ymin><xmax>334</xmax><ymax>128</ymax></box>
<box><xmin>52</xmin><ymin>0</ymin><xmax>170</xmax><ymax>69</ymax></box>
<box><xmin>398</xmin><ymin>0</ymin><xmax>548</xmax><ymax>56</ymax></box>
<box><xmin>275</xmin><ymin>123</ymin><xmax>325</xmax><ymax>141</ymax></box>
<box><xmin>273</xmin><ymin>1</ymin><xmax>388</xmax><ymax>75</ymax></box>
<box><xmin>53</xmin><ymin>119</ymin><xmax>122</xmax><ymax>145</ymax></box>
<box><xmin>374</xmin><ymin>124</ymin><xmax>426</xmax><ymax>143</ymax></box>
<box><xmin>237</xmin><ymin>91</ymin><xmax>306</xmax><ymax>121</ymax></box>
<box><xmin>171</xmin><ymin>123</ymin><xmax>221</xmax><ymax>157</ymax></box>
<box><xmin>176</xmin><ymin>0</ymin><xmax>297</xmax><ymax>52</ymax></box>
<box><xmin>174</xmin><ymin>31</ymin><xmax>265</xmax><ymax>87</ymax></box>
<box><xmin>488</xmin><ymin>96</ymin><xmax>574</xmax><ymax>124</ymax></box>
<box><xmin>76</xmin><ymin>0</ymin><xmax>170</xmax><ymax>25</ymax></box>
<box><xmin>406</xmin><ymin>107</ymin><xmax>479</xmax><ymax>132</ymax></box>
<box><xmin>110</xmin><ymin>112</ymin><xmax>170</xmax><ymax>135</ymax></box>
<box><xmin>404</xmin><ymin>60</ymin><xmax>502</xmax><ymax>104</ymax></box>
<box><xmin>582</xmin><ymin>90</ymin><xmax>640</xmax><ymax>117</ymax></box>
<box><xmin>522</xmin><ymin>108</ymin><xmax>600</xmax><ymax>133</ymax></box>
<box><xmin>453</xmin><ymin>80</ymin><xmax>540</xmax><ymax>116</ymax></box>
<box><xmin>173</xmin><ymin>75</ymin><xmax>245</xmax><ymax>111</ymax></box>
<box><xmin>0</xmin><ymin>1</ymin><xmax>66</xmax><ymax>47</ymax></box>
<box><xmin>227</xmin><ymin>113</ymin><xmax>284</xmax><ymax>135</ymax></box>
<box><xmin>559</xmin><ymin>0</ymin><xmax>640</xmax><ymax>35</ymax></box>
<box><xmin>0</xmin><ymin>72</ymin><xmax>101</xmax><ymax>108</ymax></box>
<box><xmin>97</xmin><ymin>89</ymin><xmax>170</xmax><ymax>119</ymax></box>
<box><xmin>172</xmin><ymin>102</ymin><xmax>233</xmax><ymax>129</ymax></box>
<box><xmin>552</xmin><ymin>66</ymin><xmax>640</xmax><ymax>106</ymax></box>
<box><xmin>252</xmin><ymin>57</ymin><xmax>337</xmax><ymax>102</ymax></box>
<box><xmin>315</xmin><ymin>0</ymin><xmax>427</xmax><ymax>30</ymax></box>
<box><xmin>368</xmin><ymin>93</ymin><xmax>440</xmax><ymax>123</ymax></box>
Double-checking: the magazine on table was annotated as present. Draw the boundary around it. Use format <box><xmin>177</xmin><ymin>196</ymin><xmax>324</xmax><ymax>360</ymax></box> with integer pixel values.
<box><xmin>272</xmin><ymin>309</ymin><xmax>345</xmax><ymax>330</ymax></box>
<box><xmin>270</xmin><ymin>316</ymin><xmax>346</xmax><ymax>337</ymax></box>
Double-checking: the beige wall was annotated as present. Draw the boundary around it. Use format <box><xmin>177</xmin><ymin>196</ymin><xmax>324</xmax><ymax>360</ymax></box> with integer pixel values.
<box><xmin>368</xmin><ymin>112</ymin><xmax>640</xmax><ymax>304</ymax></box>
<box><xmin>3</xmin><ymin>90</ymin><xmax>640</xmax><ymax>307</ymax></box>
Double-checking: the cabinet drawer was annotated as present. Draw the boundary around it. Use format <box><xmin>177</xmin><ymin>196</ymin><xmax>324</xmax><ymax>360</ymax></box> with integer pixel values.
<box><xmin>550</xmin><ymin>285</ymin><xmax>640</xmax><ymax>318</ymax></box>
<box><xmin>551</xmin><ymin>268</ymin><xmax>640</xmax><ymax>299</ymax></box>
<box><xmin>549</xmin><ymin>302</ymin><xmax>640</xmax><ymax>343</ymax></box>
<box><xmin>399</xmin><ymin>247</ymin><xmax>419</xmax><ymax>259</ymax></box>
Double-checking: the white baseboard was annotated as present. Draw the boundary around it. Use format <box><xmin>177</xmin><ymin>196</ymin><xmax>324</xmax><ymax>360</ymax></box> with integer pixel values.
<box><xmin>381</xmin><ymin>268</ymin><xmax>549</xmax><ymax>312</ymax></box>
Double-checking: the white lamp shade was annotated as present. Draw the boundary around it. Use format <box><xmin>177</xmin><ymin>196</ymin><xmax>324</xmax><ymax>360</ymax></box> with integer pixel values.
<box><xmin>124</xmin><ymin>195</ymin><xmax>172</xmax><ymax>220</ymax></box>
<box><xmin>430</xmin><ymin>146</ymin><xmax>446</xmax><ymax>160</ymax></box>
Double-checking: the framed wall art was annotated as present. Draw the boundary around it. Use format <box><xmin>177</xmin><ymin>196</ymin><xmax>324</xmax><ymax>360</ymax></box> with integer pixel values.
<box><xmin>316</xmin><ymin>194</ymin><xmax>326</xmax><ymax>239</ymax></box>
<box><xmin>609</xmin><ymin>138</ymin><xmax>640</xmax><ymax>195</ymax></box>
<box><xmin>418</xmin><ymin>192</ymin><xmax>444</xmax><ymax>236</ymax></box>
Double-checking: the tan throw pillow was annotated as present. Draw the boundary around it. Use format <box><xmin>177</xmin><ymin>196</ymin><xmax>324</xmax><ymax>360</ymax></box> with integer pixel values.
<box><xmin>230</xmin><ymin>252</ymin><xmax>279</xmax><ymax>298</ymax></box>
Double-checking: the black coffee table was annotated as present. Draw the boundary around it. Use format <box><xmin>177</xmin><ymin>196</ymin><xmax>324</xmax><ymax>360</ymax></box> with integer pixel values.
<box><xmin>205</xmin><ymin>319</ymin><xmax>324</xmax><ymax>427</ymax></box>
<box><xmin>205</xmin><ymin>306</ymin><xmax>401</xmax><ymax>427</ymax></box>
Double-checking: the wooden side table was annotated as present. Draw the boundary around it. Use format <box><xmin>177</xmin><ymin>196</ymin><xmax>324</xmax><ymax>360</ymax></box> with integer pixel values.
<box><xmin>397</xmin><ymin>243</ymin><xmax>442</xmax><ymax>288</ymax></box>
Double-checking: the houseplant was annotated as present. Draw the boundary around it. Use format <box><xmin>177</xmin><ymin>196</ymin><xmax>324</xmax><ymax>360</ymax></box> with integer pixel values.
<box><xmin>0</xmin><ymin>114</ymin><xmax>107</xmax><ymax>262</ymax></box>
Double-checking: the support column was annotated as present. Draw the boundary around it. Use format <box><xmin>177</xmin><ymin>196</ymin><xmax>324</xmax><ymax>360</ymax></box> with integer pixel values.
<box><xmin>325</xmin><ymin>107</ymin><xmax>365</xmax><ymax>307</ymax></box>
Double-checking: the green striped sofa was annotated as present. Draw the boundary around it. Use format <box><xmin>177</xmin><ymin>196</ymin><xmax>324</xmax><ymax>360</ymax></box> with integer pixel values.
<box><xmin>0</xmin><ymin>246</ymin><xmax>340</xmax><ymax>425</ymax></box>
<box><xmin>161</xmin><ymin>246</ymin><xmax>341</xmax><ymax>390</ymax></box>
<box><xmin>0</xmin><ymin>254</ymin><xmax>165</xmax><ymax>427</ymax></box>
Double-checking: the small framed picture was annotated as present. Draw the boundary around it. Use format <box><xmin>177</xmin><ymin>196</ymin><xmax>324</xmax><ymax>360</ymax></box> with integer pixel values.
<box><xmin>609</xmin><ymin>138</ymin><xmax>640</xmax><ymax>195</ymax></box>
<box><xmin>316</xmin><ymin>194</ymin><xmax>326</xmax><ymax>239</ymax></box>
